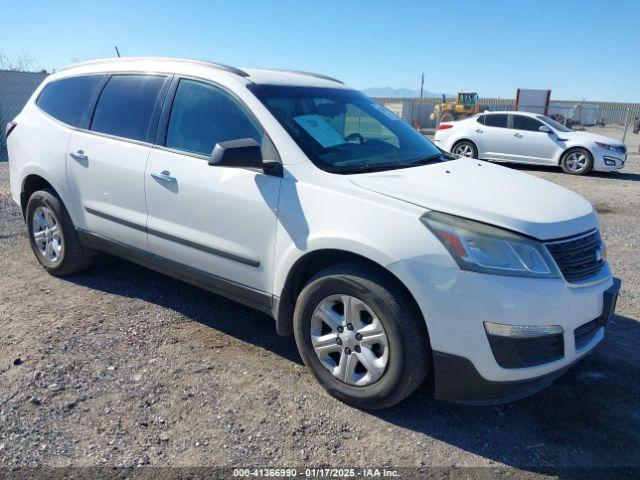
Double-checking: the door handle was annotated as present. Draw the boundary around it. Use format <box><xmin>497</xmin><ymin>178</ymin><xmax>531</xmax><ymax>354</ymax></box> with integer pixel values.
<box><xmin>475</xmin><ymin>129</ymin><xmax>484</xmax><ymax>133</ymax></box>
<box><xmin>70</xmin><ymin>150</ymin><xmax>88</xmax><ymax>162</ymax></box>
<box><xmin>514</xmin><ymin>133</ymin><xmax>523</xmax><ymax>138</ymax></box>
<box><xmin>151</xmin><ymin>170</ymin><xmax>177</xmax><ymax>184</ymax></box>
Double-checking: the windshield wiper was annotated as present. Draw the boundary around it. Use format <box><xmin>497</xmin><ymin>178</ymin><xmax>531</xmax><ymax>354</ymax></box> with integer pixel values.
<box><xmin>335</xmin><ymin>157</ymin><xmax>445</xmax><ymax>174</ymax></box>
<box><xmin>334</xmin><ymin>163</ymin><xmax>407</xmax><ymax>174</ymax></box>
<box><xmin>409</xmin><ymin>153</ymin><xmax>452</xmax><ymax>164</ymax></box>
<box><xmin>332</xmin><ymin>153</ymin><xmax>452</xmax><ymax>174</ymax></box>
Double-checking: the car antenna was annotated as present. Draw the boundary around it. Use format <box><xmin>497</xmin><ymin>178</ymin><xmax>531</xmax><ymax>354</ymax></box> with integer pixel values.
<box><xmin>114</xmin><ymin>46</ymin><xmax>121</xmax><ymax>58</ymax></box>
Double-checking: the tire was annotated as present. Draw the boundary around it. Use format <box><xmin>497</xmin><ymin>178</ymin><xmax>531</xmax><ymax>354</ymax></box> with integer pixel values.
<box><xmin>560</xmin><ymin>148</ymin><xmax>593</xmax><ymax>175</ymax></box>
<box><xmin>439</xmin><ymin>112</ymin><xmax>456</xmax><ymax>123</ymax></box>
<box><xmin>452</xmin><ymin>140</ymin><xmax>478</xmax><ymax>158</ymax></box>
<box><xmin>293</xmin><ymin>262</ymin><xmax>430</xmax><ymax>409</ymax></box>
<box><xmin>26</xmin><ymin>188</ymin><xmax>94</xmax><ymax>276</ymax></box>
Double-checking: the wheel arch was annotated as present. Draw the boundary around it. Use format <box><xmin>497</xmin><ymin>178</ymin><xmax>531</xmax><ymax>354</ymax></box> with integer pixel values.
<box><xmin>20</xmin><ymin>173</ymin><xmax>58</xmax><ymax>219</ymax></box>
<box><xmin>558</xmin><ymin>145</ymin><xmax>594</xmax><ymax>165</ymax></box>
<box><xmin>273</xmin><ymin>249</ymin><xmax>427</xmax><ymax>341</ymax></box>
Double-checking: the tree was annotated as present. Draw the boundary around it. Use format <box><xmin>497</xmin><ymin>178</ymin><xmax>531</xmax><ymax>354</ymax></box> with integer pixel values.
<box><xmin>0</xmin><ymin>51</ymin><xmax>45</xmax><ymax>73</ymax></box>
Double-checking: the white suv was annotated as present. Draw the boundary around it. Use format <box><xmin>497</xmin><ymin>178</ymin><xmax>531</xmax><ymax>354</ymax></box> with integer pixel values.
<box><xmin>434</xmin><ymin>111</ymin><xmax>627</xmax><ymax>175</ymax></box>
<box><xmin>7</xmin><ymin>58</ymin><xmax>620</xmax><ymax>408</ymax></box>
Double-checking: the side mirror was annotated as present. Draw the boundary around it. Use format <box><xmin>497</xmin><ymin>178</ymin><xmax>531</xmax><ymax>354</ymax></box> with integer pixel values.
<box><xmin>209</xmin><ymin>138</ymin><xmax>263</xmax><ymax>169</ymax></box>
<box><xmin>538</xmin><ymin>125</ymin><xmax>551</xmax><ymax>133</ymax></box>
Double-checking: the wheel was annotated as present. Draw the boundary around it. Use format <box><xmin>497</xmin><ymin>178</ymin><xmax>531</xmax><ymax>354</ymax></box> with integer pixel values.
<box><xmin>439</xmin><ymin>112</ymin><xmax>456</xmax><ymax>123</ymax></box>
<box><xmin>293</xmin><ymin>262</ymin><xmax>430</xmax><ymax>409</ymax></box>
<box><xmin>452</xmin><ymin>140</ymin><xmax>477</xmax><ymax>158</ymax></box>
<box><xmin>26</xmin><ymin>188</ymin><xmax>94</xmax><ymax>276</ymax></box>
<box><xmin>560</xmin><ymin>148</ymin><xmax>593</xmax><ymax>175</ymax></box>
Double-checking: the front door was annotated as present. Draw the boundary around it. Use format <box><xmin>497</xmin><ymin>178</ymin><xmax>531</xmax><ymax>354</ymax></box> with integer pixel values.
<box><xmin>144</xmin><ymin>78</ymin><xmax>281</xmax><ymax>296</ymax></box>
<box><xmin>507</xmin><ymin>114</ymin><xmax>560</xmax><ymax>164</ymax></box>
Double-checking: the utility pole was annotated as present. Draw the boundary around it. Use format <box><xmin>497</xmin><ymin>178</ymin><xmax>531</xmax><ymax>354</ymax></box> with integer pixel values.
<box><xmin>419</xmin><ymin>73</ymin><xmax>424</xmax><ymax>99</ymax></box>
<box><xmin>114</xmin><ymin>46</ymin><xmax>121</xmax><ymax>58</ymax></box>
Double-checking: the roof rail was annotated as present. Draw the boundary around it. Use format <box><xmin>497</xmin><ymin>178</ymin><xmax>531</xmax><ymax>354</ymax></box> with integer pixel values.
<box><xmin>275</xmin><ymin>69</ymin><xmax>344</xmax><ymax>84</ymax></box>
<box><xmin>59</xmin><ymin>57</ymin><xmax>249</xmax><ymax>77</ymax></box>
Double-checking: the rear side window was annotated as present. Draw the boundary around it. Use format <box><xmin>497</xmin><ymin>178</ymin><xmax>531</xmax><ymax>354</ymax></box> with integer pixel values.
<box><xmin>513</xmin><ymin>115</ymin><xmax>544</xmax><ymax>132</ymax></box>
<box><xmin>91</xmin><ymin>75</ymin><xmax>166</xmax><ymax>142</ymax></box>
<box><xmin>484</xmin><ymin>114</ymin><xmax>508</xmax><ymax>128</ymax></box>
<box><xmin>36</xmin><ymin>75</ymin><xmax>103</xmax><ymax>128</ymax></box>
<box><xmin>165</xmin><ymin>79</ymin><xmax>261</xmax><ymax>156</ymax></box>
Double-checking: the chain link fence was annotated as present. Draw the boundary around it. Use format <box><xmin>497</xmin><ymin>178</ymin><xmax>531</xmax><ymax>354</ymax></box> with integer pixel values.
<box><xmin>0</xmin><ymin>70</ymin><xmax>48</xmax><ymax>162</ymax></box>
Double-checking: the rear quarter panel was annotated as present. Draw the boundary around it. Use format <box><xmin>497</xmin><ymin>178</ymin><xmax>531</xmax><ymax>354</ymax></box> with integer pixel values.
<box><xmin>8</xmin><ymin>103</ymin><xmax>75</xmax><ymax>220</ymax></box>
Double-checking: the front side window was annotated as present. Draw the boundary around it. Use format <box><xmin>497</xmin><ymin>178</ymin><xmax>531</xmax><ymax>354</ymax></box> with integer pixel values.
<box><xmin>91</xmin><ymin>75</ymin><xmax>166</xmax><ymax>142</ymax></box>
<box><xmin>513</xmin><ymin>115</ymin><xmax>544</xmax><ymax>132</ymax></box>
<box><xmin>537</xmin><ymin>115</ymin><xmax>572</xmax><ymax>132</ymax></box>
<box><xmin>36</xmin><ymin>75</ymin><xmax>104</xmax><ymax>128</ymax></box>
<box><xmin>483</xmin><ymin>114</ymin><xmax>508</xmax><ymax>128</ymax></box>
<box><xmin>166</xmin><ymin>79</ymin><xmax>262</xmax><ymax>156</ymax></box>
<box><xmin>249</xmin><ymin>85</ymin><xmax>444</xmax><ymax>174</ymax></box>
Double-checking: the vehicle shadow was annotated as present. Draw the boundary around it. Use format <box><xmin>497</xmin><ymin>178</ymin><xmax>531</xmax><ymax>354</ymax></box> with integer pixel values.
<box><xmin>375</xmin><ymin>312</ymin><xmax>640</xmax><ymax>470</ymax></box>
<box><xmin>505</xmin><ymin>162</ymin><xmax>640</xmax><ymax>182</ymax></box>
<box><xmin>65</xmin><ymin>255</ymin><xmax>640</xmax><ymax>472</ymax></box>
<box><xmin>66</xmin><ymin>254</ymin><xmax>303</xmax><ymax>365</ymax></box>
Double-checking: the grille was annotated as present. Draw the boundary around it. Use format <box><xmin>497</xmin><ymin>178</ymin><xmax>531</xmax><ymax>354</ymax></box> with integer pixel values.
<box><xmin>546</xmin><ymin>230</ymin><xmax>605</xmax><ymax>283</ymax></box>
<box><xmin>574</xmin><ymin>319</ymin><xmax>602</xmax><ymax>350</ymax></box>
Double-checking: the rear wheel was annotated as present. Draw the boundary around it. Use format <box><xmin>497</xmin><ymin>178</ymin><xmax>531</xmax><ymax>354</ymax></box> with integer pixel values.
<box><xmin>26</xmin><ymin>189</ymin><xmax>94</xmax><ymax>276</ymax></box>
<box><xmin>452</xmin><ymin>140</ymin><xmax>478</xmax><ymax>158</ymax></box>
<box><xmin>560</xmin><ymin>148</ymin><xmax>593</xmax><ymax>175</ymax></box>
<box><xmin>293</xmin><ymin>262</ymin><xmax>430</xmax><ymax>409</ymax></box>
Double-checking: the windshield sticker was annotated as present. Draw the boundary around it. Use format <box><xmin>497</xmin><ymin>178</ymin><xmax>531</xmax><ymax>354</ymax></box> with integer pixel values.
<box><xmin>293</xmin><ymin>114</ymin><xmax>347</xmax><ymax>148</ymax></box>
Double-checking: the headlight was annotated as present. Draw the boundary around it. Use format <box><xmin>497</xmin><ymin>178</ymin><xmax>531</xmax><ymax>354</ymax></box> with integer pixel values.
<box><xmin>421</xmin><ymin>211</ymin><xmax>560</xmax><ymax>278</ymax></box>
<box><xmin>595</xmin><ymin>142</ymin><xmax>623</xmax><ymax>153</ymax></box>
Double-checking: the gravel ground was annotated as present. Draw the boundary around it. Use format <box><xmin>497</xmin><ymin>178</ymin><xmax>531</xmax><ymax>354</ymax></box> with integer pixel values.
<box><xmin>0</xmin><ymin>154</ymin><xmax>639</xmax><ymax>476</ymax></box>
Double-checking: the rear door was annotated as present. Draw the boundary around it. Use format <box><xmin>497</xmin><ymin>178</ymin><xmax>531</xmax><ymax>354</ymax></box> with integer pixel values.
<box><xmin>508</xmin><ymin>114</ymin><xmax>561</xmax><ymax>164</ymax></box>
<box><xmin>66</xmin><ymin>74</ymin><xmax>170</xmax><ymax>251</ymax></box>
<box><xmin>473</xmin><ymin>113</ymin><xmax>512</xmax><ymax>160</ymax></box>
<box><xmin>144</xmin><ymin>78</ymin><xmax>281</xmax><ymax>297</ymax></box>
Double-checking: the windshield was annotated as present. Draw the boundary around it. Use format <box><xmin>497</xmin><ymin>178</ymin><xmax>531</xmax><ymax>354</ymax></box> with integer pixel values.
<box><xmin>249</xmin><ymin>85</ymin><xmax>445</xmax><ymax>174</ymax></box>
<box><xmin>537</xmin><ymin>115</ymin><xmax>572</xmax><ymax>132</ymax></box>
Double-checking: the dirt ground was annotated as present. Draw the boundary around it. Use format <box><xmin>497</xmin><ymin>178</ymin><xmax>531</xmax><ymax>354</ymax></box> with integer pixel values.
<box><xmin>1</xmin><ymin>146</ymin><xmax>639</xmax><ymax>477</ymax></box>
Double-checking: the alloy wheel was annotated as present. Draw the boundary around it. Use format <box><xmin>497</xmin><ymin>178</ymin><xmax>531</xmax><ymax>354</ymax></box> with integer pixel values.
<box><xmin>453</xmin><ymin>143</ymin><xmax>474</xmax><ymax>157</ymax></box>
<box><xmin>565</xmin><ymin>151</ymin><xmax>588</xmax><ymax>172</ymax></box>
<box><xmin>310</xmin><ymin>294</ymin><xmax>389</xmax><ymax>386</ymax></box>
<box><xmin>32</xmin><ymin>205</ymin><xmax>64</xmax><ymax>265</ymax></box>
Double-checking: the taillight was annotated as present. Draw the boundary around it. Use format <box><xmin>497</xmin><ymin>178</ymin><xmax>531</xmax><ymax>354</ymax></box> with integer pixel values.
<box><xmin>5</xmin><ymin>121</ymin><xmax>16</xmax><ymax>138</ymax></box>
<box><xmin>437</xmin><ymin>123</ymin><xmax>453</xmax><ymax>130</ymax></box>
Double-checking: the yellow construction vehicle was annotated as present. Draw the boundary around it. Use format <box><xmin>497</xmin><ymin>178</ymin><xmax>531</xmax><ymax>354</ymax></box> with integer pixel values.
<box><xmin>430</xmin><ymin>92</ymin><xmax>481</xmax><ymax>123</ymax></box>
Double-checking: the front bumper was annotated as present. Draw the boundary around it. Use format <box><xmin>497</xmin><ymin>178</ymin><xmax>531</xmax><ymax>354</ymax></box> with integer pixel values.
<box><xmin>593</xmin><ymin>146</ymin><xmax>626</xmax><ymax>171</ymax></box>
<box><xmin>432</xmin><ymin>277</ymin><xmax>621</xmax><ymax>404</ymax></box>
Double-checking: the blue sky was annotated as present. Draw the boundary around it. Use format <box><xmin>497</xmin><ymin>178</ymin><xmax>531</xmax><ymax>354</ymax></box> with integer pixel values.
<box><xmin>1</xmin><ymin>0</ymin><xmax>638</xmax><ymax>101</ymax></box>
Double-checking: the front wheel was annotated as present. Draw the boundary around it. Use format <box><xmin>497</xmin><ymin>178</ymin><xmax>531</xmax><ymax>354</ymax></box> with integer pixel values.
<box><xmin>293</xmin><ymin>263</ymin><xmax>430</xmax><ymax>409</ymax></box>
<box><xmin>560</xmin><ymin>148</ymin><xmax>593</xmax><ymax>175</ymax></box>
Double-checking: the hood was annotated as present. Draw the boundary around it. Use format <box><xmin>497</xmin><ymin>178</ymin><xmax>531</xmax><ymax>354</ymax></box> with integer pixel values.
<box><xmin>562</xmin><ymin>130</ymin><xmax>624</xmax><ymax>145</ymax></box>
<box><xmin>349</xmin><ymin>159</ymin><xmax>597</xmax><ymax>240</ymax></box>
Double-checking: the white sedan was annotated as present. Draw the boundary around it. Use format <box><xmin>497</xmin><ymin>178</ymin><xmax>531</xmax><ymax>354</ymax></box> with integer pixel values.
<box><xmin>434</xmin><ymin>111</ymin><xmax>627</xmax><ymax>175</ymax></box>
